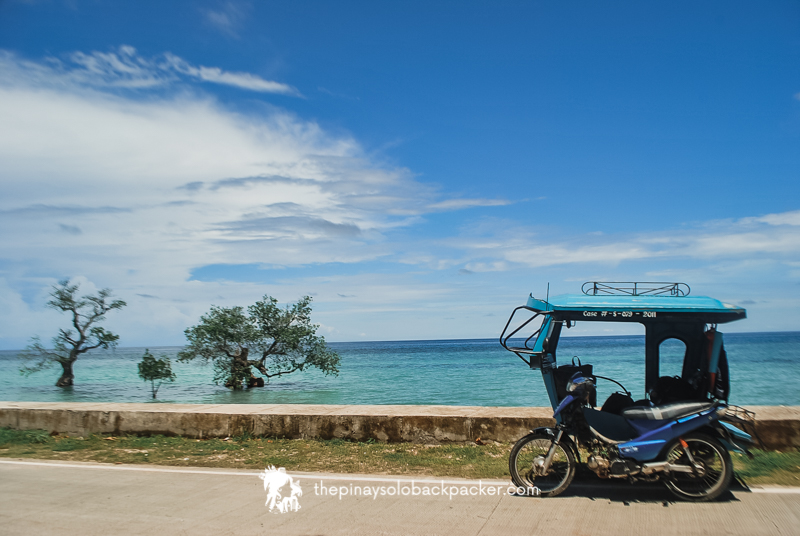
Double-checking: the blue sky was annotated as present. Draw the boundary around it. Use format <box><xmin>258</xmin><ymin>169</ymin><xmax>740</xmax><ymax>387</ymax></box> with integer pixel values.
<box><xmin>0</xmin><ymin>1</ymin><xmax>798</xmax><ymax>348</ymax></box>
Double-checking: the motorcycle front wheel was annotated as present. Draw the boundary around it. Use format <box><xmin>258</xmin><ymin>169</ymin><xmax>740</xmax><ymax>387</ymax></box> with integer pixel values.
<box><xmin>508</xmin><ymin>432</ymin><xmax>575</xmax><ymax>497</ymax></box>
<box><xmin>663</xmin><ymin>433</ymin><xmax>733</xmax><ymax>502</ymax></box>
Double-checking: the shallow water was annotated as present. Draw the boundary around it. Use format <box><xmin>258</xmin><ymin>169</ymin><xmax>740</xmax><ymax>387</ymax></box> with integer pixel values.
<box><xmin>0</xmin><ymin>332</ymin><xmax>797</xmax><ymax>407</ymax></box>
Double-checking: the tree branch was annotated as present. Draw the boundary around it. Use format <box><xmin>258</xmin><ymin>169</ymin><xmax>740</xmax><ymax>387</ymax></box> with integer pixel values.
<box><xmin>59</xmin><ymin>329</ymin><xmax>78</xmax><ymax>346</ymax></box>
<box><xmin>81</xmin><ymin>341</ymin><xmax>106</xmax><ymax>353</ymax></box>
<box><xmin>262</xmin><ymin>366</ymin><xmax>302</xmax><ymax>379</ymax></box>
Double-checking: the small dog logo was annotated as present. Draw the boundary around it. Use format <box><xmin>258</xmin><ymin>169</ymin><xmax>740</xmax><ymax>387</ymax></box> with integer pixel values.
<box><xmin>259</xmin><ymin>466</ymin><xmax>302</xmax><ymax>514</ymax></box>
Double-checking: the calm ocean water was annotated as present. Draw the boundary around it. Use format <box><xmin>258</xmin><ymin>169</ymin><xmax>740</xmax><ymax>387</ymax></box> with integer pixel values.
<box><xmin>0</xmin><ymin>332</ymin><xmax>797</xmax><ymax>407</ymax></box>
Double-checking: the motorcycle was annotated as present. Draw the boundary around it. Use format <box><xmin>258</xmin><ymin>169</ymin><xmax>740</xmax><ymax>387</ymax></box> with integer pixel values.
<box><xmin>501</xmin><ymin>282</ymin><xmax>757</xmax><ymax>501</ymax></box>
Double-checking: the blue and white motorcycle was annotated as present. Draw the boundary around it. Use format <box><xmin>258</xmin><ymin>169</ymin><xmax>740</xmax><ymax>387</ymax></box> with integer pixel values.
<box><xmin>501</xmin><ymin>282</ymin><xmax>757</xmax><ymax>502</ymax></box>
<box><xmin>509</xmin><ymin>372</ymin><xmax>754</xmax><ymax>501</ymax></box>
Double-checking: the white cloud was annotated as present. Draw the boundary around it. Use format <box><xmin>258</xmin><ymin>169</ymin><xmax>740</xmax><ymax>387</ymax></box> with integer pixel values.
<box><xmin>0</xmin><ymin>46</ymin><xmax>298</xmax><ymax>95</ymax></box>
<box><xmin>463</xmin><ymin>261</ymin><xmax>509</xmax><ymax>272</ymax></box>
<box><xmin>202</xmin><ymin>2</ymin><xmax>248</xmax><ymax>37</ymax></box>
<box><xmin>0</xmin><ymin>47</ymin><xmax>519</xmax><ymax>347</ymax></box>
<box><xmin>162</xmin><ymin>53</ymin><xmax>300</xmax><ymax>95</ymax></box>
<box><xmin>426</xmin><ymin>198</ymin><xmax>512</xmax><ymax>211</ymax></box>
<box><xmin>448</xmin><ymin>211</ymin><xmax>800</xmax><ymax>271</ymax></box>
<box><xmin>68</xmin><ymin>45</ymin><xmax>170</xmax><ymax>88</ymax></box>
<box><xmin>752</xmin><ymin>210</ymin><xmax>800</xmax><ymax>226</ymax></box>
<box><xmin>0</xmin><ymin>82</ymin><xmax>413</xmax><ymax>274</ymax></box>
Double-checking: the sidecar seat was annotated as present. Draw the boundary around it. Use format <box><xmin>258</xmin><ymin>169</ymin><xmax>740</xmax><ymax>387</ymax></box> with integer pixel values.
<box><xmin>621</xmin><ymin>401</ymin><xmax>715</xmax><ymax>421</ymax></box>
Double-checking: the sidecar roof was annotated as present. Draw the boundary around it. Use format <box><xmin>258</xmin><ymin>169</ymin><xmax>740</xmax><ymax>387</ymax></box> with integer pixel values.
<box><xmin>526</xmin><ymin>293</ymin><xmax>746</xmax><ymax>324</ymax></box>
<box><xmin>501</xmin><ymin>283</ymin><xmax>747</xmax><ymax>399</ymax></box>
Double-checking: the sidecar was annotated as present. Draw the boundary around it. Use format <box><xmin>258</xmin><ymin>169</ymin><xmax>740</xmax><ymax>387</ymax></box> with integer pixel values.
<box><xmin>500</xmin><ymin>282</ymin><xmax>757</xmax><ymax>500</ymax></box>
<box><xmin>501</xmin><ymin>282</ymin><xmax>746</xmax><ymax>409</ymax></box>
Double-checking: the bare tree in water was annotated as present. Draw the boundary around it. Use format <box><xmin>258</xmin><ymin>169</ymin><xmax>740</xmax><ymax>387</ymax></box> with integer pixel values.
<box><xmin>19</xmin><ymin>280</ymin><xmax>126</xmax><ymax>387</ymax></box>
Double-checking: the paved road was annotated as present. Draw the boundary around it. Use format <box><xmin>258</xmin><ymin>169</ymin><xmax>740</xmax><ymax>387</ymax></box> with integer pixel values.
<box><xmin>1</xmin><ymin>459</ymin><xmax>798</xmax><ymax>536</ymax></box>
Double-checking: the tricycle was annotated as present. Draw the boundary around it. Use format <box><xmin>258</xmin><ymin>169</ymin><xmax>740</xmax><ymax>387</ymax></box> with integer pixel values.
<box><xmin>500</xmin><ymin>282</ymin><xmax>757</xmax><ymax>501</ymax></box>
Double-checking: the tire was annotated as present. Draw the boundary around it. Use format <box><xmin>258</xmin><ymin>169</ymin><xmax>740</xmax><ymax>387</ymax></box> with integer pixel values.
<box><xmin>508</xmin><ymin>432</ymin><xmax>575</xmax><ymax>497</ymax></box>
<box><xmin>662</xmin><ymin>433</ymin><xmax>733</xmax><ymax>502</ymax></box>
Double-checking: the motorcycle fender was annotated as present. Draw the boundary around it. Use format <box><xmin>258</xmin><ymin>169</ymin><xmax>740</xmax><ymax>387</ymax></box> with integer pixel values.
<box><xmin>718</xmin><ymin>438</ymin><xmax>746</xmax><ymax>455</ymax></box>
<box><xmin>714</xmin><ymin>422</ymin><xmax>754</xmax><ymax>454</ymax></box>
<box><xmin>631</xmin><ymin>412</ymin><xmax>718</xmax><ymax>462</ymax></box>
<box><xmin>719</xmin><ymin>421</ymin><xmax>754</xmax><ymax>445</ymax></box>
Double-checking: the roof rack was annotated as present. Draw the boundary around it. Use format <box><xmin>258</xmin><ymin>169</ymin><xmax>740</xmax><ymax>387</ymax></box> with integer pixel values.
<box><xmin>581</xmin><ymin>282</ymin><xmax>690</xmax><ymax>297</ymax></box>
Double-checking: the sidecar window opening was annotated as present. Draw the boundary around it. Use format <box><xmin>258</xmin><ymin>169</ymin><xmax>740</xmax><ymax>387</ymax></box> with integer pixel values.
<box><xmin>551</xmin><ymin>319</ymin><xmax>712</xmax><ymax>401</ymax></box>
<box><xmin>658</xmin><ymin>338</ymin><xmax>687</xmax><ymax>378</ymax></box>
<box><xmin>555</xmin><ymin>323</ymin><xmax>646</xmax><ymax>403</ymax></box>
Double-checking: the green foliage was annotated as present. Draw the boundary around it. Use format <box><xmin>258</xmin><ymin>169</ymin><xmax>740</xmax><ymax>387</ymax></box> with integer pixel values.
<box><xmin>51</xmin><ymin>438</ymin><xmax>89</xmax><ymax>452</ymax></box>
<box><xmin>0</xmin><ymin>428</ymin><xmax>52</xmax><ymax>446</ymax></box>
<box><xmin>178</xmin><ymin>295</ymin><xmax>341</xmax><ymax>389</ymax></box>
<box><xmin>232</xmin><ymin>430</ymin><xmax>255</xmax><ymax>443</ymax></box>
<box><xmin>137</xmin><ymin>349</ymin><xmax>177</xmax><ymax>399</ymax></box>
<box><xmin>18</xmin><ymin>279</ymin><xmax>126</xmax><ymax>387</ymax></box>
<box><xmin>733</xmin><ymin>449</ymin><xmax>800</xmax><ymax>479</ymax></box>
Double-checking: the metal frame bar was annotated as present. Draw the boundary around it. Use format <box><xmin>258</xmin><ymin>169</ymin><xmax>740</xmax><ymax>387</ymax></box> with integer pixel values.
<box><xmin>499</xmin><ymin>306</ymin><xmax>545</xmax><ymax>366</ymax></box>
<box><xmin>581</xmin><ymin>282</ymin><xmax>690</xmax><ymax>297</ymax></box>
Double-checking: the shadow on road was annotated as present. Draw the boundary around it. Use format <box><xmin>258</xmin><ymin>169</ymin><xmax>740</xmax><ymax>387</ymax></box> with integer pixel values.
<box><xmin>512</xmin><ymin>472</ymin><xmax>751</xmax><ymax>504</ymax></box>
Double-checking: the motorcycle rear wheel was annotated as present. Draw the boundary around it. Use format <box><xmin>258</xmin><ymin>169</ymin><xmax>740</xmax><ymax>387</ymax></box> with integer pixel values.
<box><xmin>509</xmin><ymin>432</ymin><xmax>575</xmax><ymax>497</ymax></box>
<box><xmin>663</xmin><ymin>433</ymin><xmax>733</xmax><ymax>502</ymax></box>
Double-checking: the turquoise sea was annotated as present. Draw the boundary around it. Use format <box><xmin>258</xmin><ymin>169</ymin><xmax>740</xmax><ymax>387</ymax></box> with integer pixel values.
<box><xmin>0</xmin><ymin>332</ymin><xmax>797</xmax><ymax>407</ymax></box>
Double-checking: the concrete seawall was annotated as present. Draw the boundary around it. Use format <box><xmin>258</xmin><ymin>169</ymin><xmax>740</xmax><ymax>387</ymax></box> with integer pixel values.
<box><xmin>1</xmin><ymin>402</ymin><xmax>798</xmax><ymax>450</ymax></box>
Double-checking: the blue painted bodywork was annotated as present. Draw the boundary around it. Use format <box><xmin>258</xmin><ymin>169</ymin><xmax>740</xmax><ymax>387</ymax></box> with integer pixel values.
<box><xmin>618</xmin><ymin>407</ymin><xmax>717</xmax><ymax>461</ymax></box>
<box><xmin>553</xmin><ymin>394</ymin><xmax>576</xmax><ymax>418</ymax></box>
<box><xmin>527</xmin><ymin>293</ymin><xmax>744</xmax><ymax>315</ymax></box>
<box><xmin>532</xmin><ymin>315</ymin><xmax>554</xmax><ymax>353</ymax></box>
<box><xmin>534</xmin><ymin>316</ymin><xmax>563</xmax><ymax>413</ymax></box>
<box><xmin>720</xmin><ymin>420</ymin><xmax>752</xmax><ymax>442</ymax></box>
<box><xmin>718</xmin><ymin>421</ymin><xmax>754</xmax><ymax>453</ymax></box>
<box><xmin>541</xmin><ymin>354</ymin><xmax>563</xmax><ymax>420</ymax></box>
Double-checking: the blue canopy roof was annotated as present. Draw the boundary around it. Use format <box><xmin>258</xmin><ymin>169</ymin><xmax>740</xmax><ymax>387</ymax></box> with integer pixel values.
<box><xmin>526</xmin><ymin>293</ymin><xmax>746</xmax><ymax>323</ymax></box>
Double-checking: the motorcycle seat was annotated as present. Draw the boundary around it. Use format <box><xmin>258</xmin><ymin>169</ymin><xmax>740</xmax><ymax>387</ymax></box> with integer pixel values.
<box><xmin>621</xmin><ymin>401</ymin><xmax>714</xmax><ymax>421</ymax></box>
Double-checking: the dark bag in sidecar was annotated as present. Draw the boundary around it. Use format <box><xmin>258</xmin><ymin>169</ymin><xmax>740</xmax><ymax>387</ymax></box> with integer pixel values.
<box><xmin>554</xmin><ymin>357</ymin><xmax>596</xmax><ymax>407</ymax></box>
<box><xmin>649</xmin><ymin>375</ymin><xmax>701</xmax><ymax>405</ymax></box>
<box><xmin>600</xmin><ymin>392</ymin><xmax>635</xmax><ymax>414</ymax></box>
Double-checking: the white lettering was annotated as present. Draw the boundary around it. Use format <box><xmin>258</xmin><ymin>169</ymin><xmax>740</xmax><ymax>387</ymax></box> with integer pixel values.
<box><xmin>310</xmin><ymin>480</ymin><xmax>540</xmax><ymax>501</ymax></box>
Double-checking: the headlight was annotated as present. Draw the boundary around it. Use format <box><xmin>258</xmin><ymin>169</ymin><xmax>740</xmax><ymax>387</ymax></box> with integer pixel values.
<box><xmin>567</xmin><ymin>374</ymin><xmax>594</xmax><ymax>395</ymax></box>
<box><xmin>567</xmin><ymin>376</ymin><xmax>585</xmax><ymax>392</ymax></box>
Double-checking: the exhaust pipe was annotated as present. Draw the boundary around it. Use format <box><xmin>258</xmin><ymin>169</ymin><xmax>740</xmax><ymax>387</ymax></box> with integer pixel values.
<box><xmin>641</xmin><ymin>462</ymin><xmax>695</xmax><ymax>475</ymax></box>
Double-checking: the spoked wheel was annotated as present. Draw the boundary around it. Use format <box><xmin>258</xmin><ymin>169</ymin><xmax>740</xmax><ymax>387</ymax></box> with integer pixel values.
<box><xmin>663</xmin><ymin>433</ymin><xmax>733</xmax><ymax>502</ymax></box>
<box><xmin>509</xmin><ymin>432</ymin><xmax>575</xmax><ymax>497</ymax></box>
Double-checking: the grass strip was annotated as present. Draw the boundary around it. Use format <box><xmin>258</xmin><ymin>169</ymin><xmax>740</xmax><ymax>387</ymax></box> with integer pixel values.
<box><xmin>0</xmin><ymin>428</ymin><xmax>509</xmax><ymax>479</ymax></box>
<box><xmin>1</xmin><ymin>428</ymin><xmax>798</xmax><ymax>485</ymax></box>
